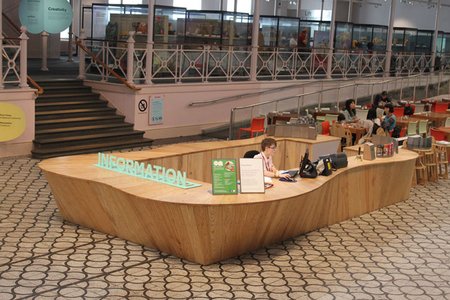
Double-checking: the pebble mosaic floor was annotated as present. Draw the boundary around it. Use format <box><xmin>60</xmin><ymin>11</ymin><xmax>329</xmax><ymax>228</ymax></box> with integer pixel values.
<box><xmin>0</xmin><ymin>153</ymin><xmax>449</xmax><ymax>299</ymax></box>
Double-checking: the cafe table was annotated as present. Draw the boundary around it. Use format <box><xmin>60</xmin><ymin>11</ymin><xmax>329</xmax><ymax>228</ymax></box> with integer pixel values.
<box><xmin>411</xmin><ymin>112</ymin><xmax>450</xmax><ymax>127</ymax></box>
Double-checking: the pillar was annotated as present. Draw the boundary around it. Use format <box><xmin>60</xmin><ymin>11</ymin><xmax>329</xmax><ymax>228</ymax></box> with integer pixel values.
<box><xmin>385</xmin><ymin>0</ymin><xmax>397</xmax><ymax>77</ymax></box>
<box><xmin>145</xmin><ymin>0</ymin><xmax>155</xmax><ymax>84</ymax></box>
<box><xmin>250</xmin><ymin>0</ymin><xmax>261</xmax><ymax>81</ymax></box>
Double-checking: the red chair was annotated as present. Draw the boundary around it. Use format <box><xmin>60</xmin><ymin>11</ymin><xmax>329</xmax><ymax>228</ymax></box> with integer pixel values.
<box><xmin>321</xmin><ymin>121</ymin><xmax>330</xmax><ymax>135</ymax></box>
<box><xmin>238</xmin><ymin>117</ymin><xmax>265</xmax><ymax>139</ymax></box>
<box><xmin>430</xmin><ymin>128</ymin><xmax>446</xmax><ymax>141</ymax></box>
<box><xmin>393</xmin><ymin>107</ymin><xmax>404</xmax><ymax>118</ymax></box>
<box><xmin>399</xmin><ymin>127</ymin><xmax>407</xmax><ymax>137</ymax></box>
<box><xmin>432</xmin><ymin>102</ymin><xmax>448</xmax><ymax>113</ymax></box>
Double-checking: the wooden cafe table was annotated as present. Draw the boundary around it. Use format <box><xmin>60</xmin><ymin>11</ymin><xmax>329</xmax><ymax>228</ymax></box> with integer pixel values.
<box><xmin>410</xmin><ymin>112</ymin><xmax>450</xmax><ymax>127</ymax></box>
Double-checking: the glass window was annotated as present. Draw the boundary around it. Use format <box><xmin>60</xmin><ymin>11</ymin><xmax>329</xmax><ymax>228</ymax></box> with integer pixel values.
<box><xmin>335</xmin><ymin>22</ymin><xmax>352</xmax><ymax>50</ymax></box>
<box><xmin>222</xmin><ymin>12</ymin><xmax>250</xmax><ymax>46</ymax></box>
<box><xmin>372</xmin><ymin>26</ymin><xmax>387</xmax><ymax>52</ymax></box>
<box><xmin>260</xmin><ymin>16</ymin><xmax>278</xmax><ymax>48</ymax></box>
<box><xmin>352</xmin><ymin>25</ymin><xmax>372</xmax><ymax>51</ymax></box>
<box><xmin>404</xmin><ymin>29</ymin><xmax>417</xmax><ymax>53</ymax></box>
<box><xmin>227</xmin><ymin>0</ymin><xmax>252</xmax><ymax>14</ymax></box>
<box><xmin>278</xmin><ymin>17</ymin><xmax>299</xmax><ymax>48</ymax></box>
<box><xmin>416</xmin><ymin>30</ymin><xmax>432</xmax><ymax>54</ymax></box>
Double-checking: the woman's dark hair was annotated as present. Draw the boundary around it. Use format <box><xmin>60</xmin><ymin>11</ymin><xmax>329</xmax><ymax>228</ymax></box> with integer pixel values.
<box><xmin>384</xmin><ymin>103</ymin><xmax>394</xmax><ymax>113</ymax></box>
<box><xmin>344</xmin><ymin>99</ymin><xmax>356</xmax><ymax>117</ymax></box>
<box><xmin>261</xmin><ymin>138</ymin><xmax>277</xmax><ymax>151</ymax></box>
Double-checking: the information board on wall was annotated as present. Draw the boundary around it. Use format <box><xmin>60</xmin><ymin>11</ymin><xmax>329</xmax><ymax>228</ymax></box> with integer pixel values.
<box><xmin>211</xmin><ymin>159</ymin><xmax>238</xmax><ymax>195</ymax></box>
<box><xmin>19</xmin><ymin>0</ymin><xmax>73</xmax><ymax>34</ymax></box>
<box><xmin>239</xmin><ymin>158</ymin><xmax>265</xmax><ymax>194</ymax></box>
<box><xmin>0</xmin><ymin>103</ymin><xmax>26</xmax><ymax>142</ymax></box>
<box><xmin>149</xmin><ymin>95</ymin><xmax>164</xmax><ymax>125</ymax></box>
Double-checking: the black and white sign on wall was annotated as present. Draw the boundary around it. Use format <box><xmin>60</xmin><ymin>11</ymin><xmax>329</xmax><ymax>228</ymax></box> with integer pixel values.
<box><xmin>138</xmin><ymin>99</ymin><xmax>148</xmax><ymax>113</ymax></box>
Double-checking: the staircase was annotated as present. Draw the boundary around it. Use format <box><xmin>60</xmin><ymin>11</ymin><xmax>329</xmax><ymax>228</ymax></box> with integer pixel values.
<box><xmin>32</xmin><ymin>80</ymin><xmax>153</xmax><ymax>159</ymax></box>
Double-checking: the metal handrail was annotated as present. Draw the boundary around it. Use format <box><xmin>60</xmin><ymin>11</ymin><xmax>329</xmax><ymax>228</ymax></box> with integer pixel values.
<box><xmin>189</xmin><ymin>73</ymin><xmax>381</xmax><ymax>107</ymax></box>
<box><xmin>76</xmin><ymin>39</ymin><xmax>141</xmax><ymax>91</ymax></box>
<box><xmin>228</xmin><ymin>71</ymin><xmax>449</xmax><ymax>139</ymax></box>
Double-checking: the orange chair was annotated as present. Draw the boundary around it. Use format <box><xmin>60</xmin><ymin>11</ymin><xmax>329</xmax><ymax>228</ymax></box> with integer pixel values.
<box><xmin>432</xmin><ymin>102</ymin><xmax>448</xmax><ymax>113</ymax></box>
<box><xmin>393</xmin><ymin>107</ymin><xmax>404</xmax><ymax>118</ymax></box>
<box><xmin>430</xmin><ymin>128</ymin><xmax>446</xmax><ymax>141</ymax></box>
<box><xmin>399</xmin><ymin>127</ymin><xmax>407</xmax><ymax>137</ymax></box>
<box><xmin>238</xmin><ymin>117</ymin><xmax>265</xmax><ymax>139</ymax></box>
<box><xmin>321</xmin><ymin>121</ymin><xmax>330</xmax><ymax>135</ymax></box>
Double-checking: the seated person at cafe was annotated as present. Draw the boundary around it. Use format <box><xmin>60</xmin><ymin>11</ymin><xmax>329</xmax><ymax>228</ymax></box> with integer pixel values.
<box><xmin>342</xmin><ymin>99</ymin><xmax>360</xmax><ymax>123</ymax></box>
<box><xmin>381</xmin><ymin>103</ymin><xmax>397</xmax><ymax>133</ymax></box>
<box><xmin>253</xmin><ymin>138</ymin><xmax>290</xmax><ymax>178</ymax></box>
<box><xmin>374</xmin><ymin>91</ymin><xmax>391</xmax><ymax>107</ymax></box>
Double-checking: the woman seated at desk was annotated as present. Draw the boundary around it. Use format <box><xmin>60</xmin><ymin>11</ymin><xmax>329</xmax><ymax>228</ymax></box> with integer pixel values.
<box><xmin>253</xmin><ymin>138</ymin><xmax>290</xmax><ymax>178</ymax></box>
<box><xmin>342</xmin><ymin>99</ymin><xmax>360</xmax><ymax>123</ymax></box>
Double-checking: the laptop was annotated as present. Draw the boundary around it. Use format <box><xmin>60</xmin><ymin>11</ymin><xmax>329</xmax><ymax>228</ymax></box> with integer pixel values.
<box><xmin>286</xmin><ymin>169</ymin><xmax>299</xmax><ymax>177</ymax></box>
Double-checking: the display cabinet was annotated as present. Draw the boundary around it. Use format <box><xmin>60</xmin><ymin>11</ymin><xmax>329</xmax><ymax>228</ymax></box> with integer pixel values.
<box><xmin>415</xmin><ymin>30</ymin><xmax>433</xmax><ymax>54</ymax></box>
<box><xmin>278</xmin><ymin>17</ymin><xmax>299</xmax><ymax>48</ymax></box>
<box><xmin>371</xmin><ymin>26</ymin><xmax>387</xmax><ymax>52</ymax></box>
<box><xmin>154</xmin><ymin>5</ymin><xmax>186</xmax><ymax>45</ymax></box>
<box><xmin>222</xmin><ymin>12</ymin><xmax>250</xmax><ymax>46</ymax></box>
<box><xmin>260</xmin><ymin>16</ymin><xmax>279</xmax><ymax>48</ymax></box>
<box><xmin>184</xmin><ymin>10</ymin><xmax>222</xmax><ymax>46</ymax></box>
<box><xmin>335</xmin><ymin>22</ymin><xmax>352</xmax><ymax>50</ymax></box>
<box><xmin>392</xmin><ymin>28</ymin><xmax>417</xmax><ymax>53</ymax></box>
<box><xmin>300</xmin><ymin>21</ymin><xmax>330</xmax><ymax>49</ymax></box>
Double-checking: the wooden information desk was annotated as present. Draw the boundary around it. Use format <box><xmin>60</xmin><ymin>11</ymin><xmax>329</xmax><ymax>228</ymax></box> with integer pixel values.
<box><xmin>39</xmin><ymin>135</ymin><xmax>417</xmax><ymax>265</ymax></box>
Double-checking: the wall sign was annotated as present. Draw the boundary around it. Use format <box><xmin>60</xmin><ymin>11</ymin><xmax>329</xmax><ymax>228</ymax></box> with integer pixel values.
<box><xmin>0</xmin><ymin>103</ymin><xmax>26</xmax><ymax>142</ymax></box>
<box><xmin>19</xmin><ymin>0</ymin><xmax>73</xmax><ymax>34</ymax></box>
<box><xmin>138</xmin><ymin>99</ymin><xmax>147</xmax><ymax>113</ymax></box>
<box><xmin>211</xmin><ymin>159</ymin><xmax>238</xmax><ymax>195</ymax></box>
<box><xmin>149</xmin><ymin>95</ymin><xmax>164</xmax><ymax>125</ymax></box>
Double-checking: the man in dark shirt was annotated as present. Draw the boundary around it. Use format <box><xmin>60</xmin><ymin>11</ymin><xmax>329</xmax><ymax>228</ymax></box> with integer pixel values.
<box><xmin>374</xmin><ymin>91</ymin><xmax>391</xmax><ymax>107</ymax></box>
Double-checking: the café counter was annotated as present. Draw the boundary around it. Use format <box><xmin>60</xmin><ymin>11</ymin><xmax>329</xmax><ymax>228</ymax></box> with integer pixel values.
<box><xmin>39</xmin><ymin>135</ymin><xmax>417</xmax><ymax>264</ymax></box>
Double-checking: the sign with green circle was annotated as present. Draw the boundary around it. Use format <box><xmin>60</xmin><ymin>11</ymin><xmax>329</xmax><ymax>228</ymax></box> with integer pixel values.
<box><xmin>19</xmin><ymin>0</ymin><xmax>73</xmax><ymax>34</ymax></box>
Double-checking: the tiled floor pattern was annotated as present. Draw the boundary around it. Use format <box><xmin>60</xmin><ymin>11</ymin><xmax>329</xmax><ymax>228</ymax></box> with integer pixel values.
<box><xmin>0</xmin><ymin>154</ymin><xmax>449</xmax><ymax>299</ymax></box>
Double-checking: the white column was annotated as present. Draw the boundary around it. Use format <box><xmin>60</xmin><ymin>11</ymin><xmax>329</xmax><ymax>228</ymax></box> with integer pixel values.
<box><xmin>145</xmin><ymin>0</ymin><xmax>154</xmax><ymax>84</ymax></box>
<box><xmin>67</xmin><ymin>0</ymin><xmax>73</xmax><ymax>62</ymax></box>
<box><xmin>19</xmin><ymin>27</ymin><xmax>29</xmax><ymax>88</ymax></box>
<box><xmin>78</xmin><ymin>29</ymin><xmax>86</xmax><ymax>80</ymax></box>
<box><xmin>347</xmin><ymin>0</ymin><xmax>352</xmax><ymax>22</ymax></box>
<box><xmin>0</xmin><ymin>0</ymin><xmax>3</xmax><ymax>88</ymax></box>
<box><xmin>127</xmin><ymin>31</ymin><xmax>135</xmax><ymax>84</ymax></box>
<box><xmin>296</xmin><ymin>0</ymin><xmax>302</xmax><ymax>17</ymax></box>
<box><xmin>250</xmin><ymin>0</ymin><xmax>261</xmax><ymax>81</ymax></box>
<box><xmin>326</xmin><ymin>0</ymin><xmax>337</xmax><ymax>79</ymax></box>
<box><xmin>431</xmin><ymin>0</ymin><xmax>441</xmax><ymax>71</ymax></box>
<box><xmin>385</xmin><ymin>0</ymin><xmax>397</xmax><ymax>77</ymax></box>
<box><xmin>41</xmin><ymin>31</ymin><xmax>49</xmax><ymax>71</ymax></box>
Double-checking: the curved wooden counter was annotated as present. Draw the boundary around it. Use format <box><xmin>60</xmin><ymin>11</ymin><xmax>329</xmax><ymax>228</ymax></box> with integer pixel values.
<box><xmin>39</xmin><ymin>136</ymin><xmax>417</xmax><ymax>264</ymax></box>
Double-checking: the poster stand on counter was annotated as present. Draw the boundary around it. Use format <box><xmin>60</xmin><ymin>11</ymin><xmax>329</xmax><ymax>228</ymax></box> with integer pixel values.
<box><xmin>239</xmin><ymin>158</ymin><xmax>265</xmax><ymax>194</ymax></box>
<box><xmin>211</xmin><ymin>159</ymin><xmax>238</xmax><ymax>195</ymax></box>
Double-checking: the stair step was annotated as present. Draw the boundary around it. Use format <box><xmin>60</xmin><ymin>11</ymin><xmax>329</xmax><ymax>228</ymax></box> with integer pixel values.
<box><xmin>31</xmin><ymin>138</ymin><xmax>154</xmax><ymax>159</ymax></box>
<box><xmin>35</xmin><ymin>107</ymin><xmax>117</xmax><ymax>120</ymax></box>
<box><xmin>37</xmin><ymin>92</ymin><xmax>101</xmax><ymax>101</ymax></box>
<box><xmin>35</xmin><ymin>115</ymin><xmax>126</xmax><ymax>129</ymax></box>
<box><xmin>42</xmin><ymin>86</ymin><xmax>92</xmax><ymax>94</ymax></box>
<box><xmin>34</xmin><ymin>130</ymin><xmax>146</xmax><ymax>147</ymax></box>
<box><xmin>37</xmin><ymin>80</ymin><xmax>84</xmax><ymax>87</ymax></box>
<box><xmin>35</xmin><ymin>123</ymin><xmax>134</xmax><ymax>138</ymax></box>
<box><xmin>35</xmin><ymin>100</ymin><xmax>108</xmax><ymax>111</ymax></box>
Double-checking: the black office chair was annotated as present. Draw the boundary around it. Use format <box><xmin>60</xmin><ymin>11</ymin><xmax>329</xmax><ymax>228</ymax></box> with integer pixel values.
<box><xmin>243</xmin><ymin>150</ymin><xmax>260</xmax><ymax>158</ymax></box>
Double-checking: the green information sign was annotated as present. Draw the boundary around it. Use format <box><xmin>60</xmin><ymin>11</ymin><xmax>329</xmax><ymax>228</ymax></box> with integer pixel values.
<box><xmin>212</xmin><ymin>159</ymin><xmax>238</xmax><ymax>195</ymax></box>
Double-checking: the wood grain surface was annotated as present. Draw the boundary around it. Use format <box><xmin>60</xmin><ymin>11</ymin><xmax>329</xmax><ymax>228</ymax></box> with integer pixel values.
<box><xmin>39</xmin><ymin>135</ymin><xmax>417</xmax><ymax>264</ymax></box>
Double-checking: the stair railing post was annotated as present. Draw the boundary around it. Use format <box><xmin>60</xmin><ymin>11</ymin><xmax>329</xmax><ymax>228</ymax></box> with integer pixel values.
<box><xmin>19</xmin><ymin>26</ymin><xmax>29</xmax><ymax>88</ymax></box>
<box><xmin>78</xmin><ymin>29</ymin><xmax>86</xmax><ymax>80</ymax></box>
<box><xmin>0</xmin><ymin>32</ymin><xmax>3</xmax><ymax>89</ymax></box>
<box><xmin>127</xmin><ymin>31</ymin><xmax>135</xmax><ymax>84</ymax></box>
<box><xmin>41</xmin><ymin>31</ymin><xmax>49</xmax><ymax>71</ymax></box>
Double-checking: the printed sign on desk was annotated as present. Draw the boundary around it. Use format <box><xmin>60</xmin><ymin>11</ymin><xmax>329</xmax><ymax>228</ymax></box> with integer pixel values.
<box><xmin>211</xmin><ymin>159</ymin><xmax>238</xmax><ymax>195</ymax></box>
<box><xmin>149</xmin><ymin>95</ymin><xmax>164</xmax><ymax>125</ymax></box>
<box><xmin>239</xmin><ymin>158</ymin><xmax>265</xmax><ymax>193</ymax></box>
